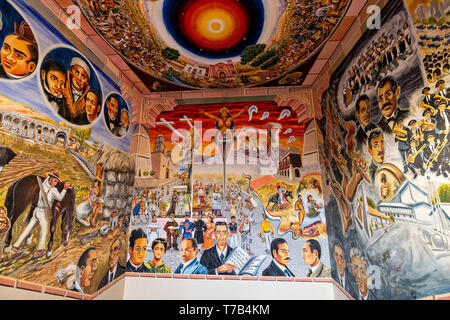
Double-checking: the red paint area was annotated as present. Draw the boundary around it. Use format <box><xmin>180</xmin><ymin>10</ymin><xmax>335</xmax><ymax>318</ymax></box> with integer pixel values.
<box><xmin>179</xmin><ymin>0</ymin><xmax>249</xmax><ymax>51</ymax></box>
<box><xmin>146</xmin><ymin>101</ymin><xmax>306</xmax><ymax>155</ymax></box>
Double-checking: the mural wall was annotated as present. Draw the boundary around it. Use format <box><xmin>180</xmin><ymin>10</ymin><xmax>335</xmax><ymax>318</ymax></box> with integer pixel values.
<box><xmin>0</xmin><ymin>0</ymin><xmax>135</xmax><ymax>295</ymax></box>
<box><xmin>128</xmin><ymin>101</ymin><xmax>332</xmax><ymax>279</ymax></box>
<box><xmin>318</xmin><ymin>0</ymin><xmax>450</xmax><ymax>300</ymax></box>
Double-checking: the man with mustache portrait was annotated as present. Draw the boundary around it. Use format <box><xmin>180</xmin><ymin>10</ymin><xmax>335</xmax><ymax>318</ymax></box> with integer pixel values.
<box><xmin>367</xmin><ymin>129</ymin><xmax>385</xmax><ymax>182</ymax></box>
<box><xmin>262</xmin><ymin>238</ymin><xmax>295</xmax><ymax>277</ymax></box>
<box><xmin>376</xmin><ymin>76</ymin><xmax>409</xmax><ymax>134</ymax></box>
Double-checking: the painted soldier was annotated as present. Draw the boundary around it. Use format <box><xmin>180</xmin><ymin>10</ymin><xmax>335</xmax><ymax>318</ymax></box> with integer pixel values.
<box><xmin>163</xmin><ymin>214</ymin><xmax>179</xmax><ymax>250</ymax></box>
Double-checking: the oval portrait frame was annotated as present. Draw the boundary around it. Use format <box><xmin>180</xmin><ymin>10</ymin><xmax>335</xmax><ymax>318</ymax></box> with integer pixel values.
<box><xmin>103</xmin><ymin>91</ymin><xmax>131</xmax><ymax>140</ymax></box>
<box><xmin>0</xmin><ymin>0</ymin><xmax>40</xmax><ymax>83</ymax></box>
<box><xmin>38</xmin><ymin>44</ymin><xmax>104</xmax><ymax>128</ymax></box>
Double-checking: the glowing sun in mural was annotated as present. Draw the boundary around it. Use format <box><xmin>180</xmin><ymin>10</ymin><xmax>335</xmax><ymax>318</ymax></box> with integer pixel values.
<box><xmin>179</xmin><ymin>0</ymin><xmax>250</xmax><ymax>52</ymax></box>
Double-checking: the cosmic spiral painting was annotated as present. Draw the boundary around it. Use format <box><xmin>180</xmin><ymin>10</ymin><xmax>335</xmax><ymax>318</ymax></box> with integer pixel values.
<box><xmin>76</xmin><ymin>0</ymin><xmax>351</xmax><ymax>89</ymax></box>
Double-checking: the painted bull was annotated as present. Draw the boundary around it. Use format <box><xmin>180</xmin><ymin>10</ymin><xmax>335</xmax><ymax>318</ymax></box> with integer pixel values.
<box><xmin>266</xmin><ymin>190</ymin><xmax>294</xmax><ymax>210</ymax></box>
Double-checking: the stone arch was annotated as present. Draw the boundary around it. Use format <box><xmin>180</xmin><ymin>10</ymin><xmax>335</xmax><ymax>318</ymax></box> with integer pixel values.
<box><xmin>42</xmin><ymin>127</ymin><xmax>49</xmax><ymax>143</ymax></box>
<box><xmin>55</xmin><ymin>131</ymin><xmax>68</xmax><ymax>148</ymax></box>
<box><xmin>294</xmin><ymin>168</ymin><xmax>300</xmax><ymax>178</ymax></box>
<box><xmin>48</xmin><ymin>129</ymin><xmax>56</xmax><ymax>144</ymax></box>
<box><xmin>36</xmin><ymin>125</ymin><xmax>42</xmax><ymax>140</ymax></box>
<box><xmin>11</xmin><ymin>117</ymin><xmax>20</xmax><ymax>133</ymax></box>
<box><xmin>28</xmin><ymin>122</ymin><xmax>36</xmax><ymax>139</ymax></box>
<box><xmin>20</xmin><ymin>119</ymin><xmax>28</xmax><ymax>136</ymax></box>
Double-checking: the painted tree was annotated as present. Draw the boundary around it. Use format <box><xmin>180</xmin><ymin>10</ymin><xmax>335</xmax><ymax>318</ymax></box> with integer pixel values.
<box><xmin>240</xmin><ymin>44</ymin><xmax>267</xmax><ymax>65</ymax></box>
<box><xmin>162</xmin><ymin>47</ymin><xmax>180</xmax><ymax>60</ymax></box>
<box><xmin>72</xmin><ymin>126</ymin><xmax>92</xmax><ymax>151</ymax></box>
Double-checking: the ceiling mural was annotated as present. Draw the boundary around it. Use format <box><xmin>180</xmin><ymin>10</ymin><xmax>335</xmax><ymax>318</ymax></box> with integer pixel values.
<box><xmin>76</xmin><ymin>0</ymin><xmax>351</xmax><ymax>89</ymax></box>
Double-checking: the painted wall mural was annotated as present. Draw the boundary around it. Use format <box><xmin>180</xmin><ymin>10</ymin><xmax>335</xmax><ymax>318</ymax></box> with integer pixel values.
<box><xmin>0</xmin><ymin>0</ymin><xmax>135</xmax><ymax>295</ymax></box>
<box><xmin>318</xmin><ymin>0</ymin><xmax>450</xmax><ymax>300</ymax></box>
<box><xmin>129</xmin><ymin>101</ymin><xmax>332</xmax><ymax>279</ymax></box>
<box><xmin>75</xmin><ymin>0</ymin><xmax>351</xmax><ymax>89</ymax></box>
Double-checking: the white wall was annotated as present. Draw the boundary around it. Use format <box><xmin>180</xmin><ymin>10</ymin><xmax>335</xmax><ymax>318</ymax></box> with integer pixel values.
<box><xmin>122</xmin><ymin>277</ymin><xmax>347</xmax><ymax>300</ymax></box>
<box><xmin>94</xmin><ymin>278</ymin><xmax>125</xmax><ymax>300</ymax></box>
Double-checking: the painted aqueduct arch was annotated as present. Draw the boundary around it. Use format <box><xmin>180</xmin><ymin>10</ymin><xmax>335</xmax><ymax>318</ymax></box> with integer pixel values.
<box><xmin>0</xmin><ymin>111</ymin><xmax>71</xmax><ymax>148</ymax></box>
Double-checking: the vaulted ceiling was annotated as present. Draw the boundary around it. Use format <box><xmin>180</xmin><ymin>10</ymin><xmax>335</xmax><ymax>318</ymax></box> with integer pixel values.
<box><xmin>74</xmin><ymin>0</ymin><xmax>351</xmax><ymax>91</ymax></box>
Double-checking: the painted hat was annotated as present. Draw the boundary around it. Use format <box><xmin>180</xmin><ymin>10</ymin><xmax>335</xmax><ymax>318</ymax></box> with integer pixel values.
<box><xmin>14</xmin><ymin>21</ymin><xmax>37</xmax><ymax>46</ymax></box>
<box><xmin>47</xmin><ymin>170</ymin><xmax>61</xmax><ymax>182</ymax></box>
<box><xmin>70</xmin><ymin>57</ymin><xmax>91</xmax><ymax>79</ymax></box>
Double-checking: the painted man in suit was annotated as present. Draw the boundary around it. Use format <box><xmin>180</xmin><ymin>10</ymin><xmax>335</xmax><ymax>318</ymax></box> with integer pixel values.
<box><xmin>105</xmin><ymin>95</ymin><xmax>121</xmax><ymax>133</ymax></box>
<box><xmin>435</xmin><ymin>79</ymin><xmax>449</xmax><ymax>99</ymax></box>
<box><xmin>262</xmin><ymin>238</ymin><xmax>295</xmax><ymax>277</ymax></box>
<box><xmin>354</xmin><ymin>94</ymin><xmax>376</xmax><ymax>149</ymax></box>
<box><xmin>376</xmin><ymin>76</ymin><xmax>409</xmax><ymax>134</ymax></box>
<box><xmin>350</xmin><ymin>247</ymin><xmax>376</xmax><ymax>300</ymax></box>
<box><xmin>434</xmin><ymin>100</ymin><xmax>450</xmax><ymax>141</ymax></box>
<box><xmin>69</xmin><ymin>247</ymin><xmax>98</xmax><ymax>293</ymax></box>
<box><xmin>193</xmin><ymin>213</ymin><xmax>206</xmax><ymax>247</ymax></box>
<box><xmin>407</xmin><ymin>120</ymin><xmax>423</xmax><ymax>148</ymax></box>
<box><xmin>174</xmin><ymin>238</ymin><xmax>207</xmax><ymax>275</ymax></box>
<box><xmin>97</xmin><ymin>237</ymin><xmax>126</xmax><ymax>290</ymax></box>
<box><xmin>303</xmin><ymin>239</ymin><xmax>331</xmax><ymax>278</ymax></box>
<box><xmin>367</xmin><ymin>129</ymin><xmax>385</xmax><ymax>182</ymax></box>
<box><xmin>199</xmin><ymin>221</ymin><xmax>237</xmax><ymax>275</ymax></box>
<box><xmin>420</xmin><ymin>87</ymin><xmax>434</xmax><ymax>110</ymax></box>
<box><xmin>423</xmin><ymin>134</ymin><xmax>442</xmax><ymax>176</ymax></box>
<box><xmin>164</xmin><ymin>214</ymin><xmax>179</xmax><ymax>250</ymax></box>
<box><xmin>41</xmin><ymin>60</ymin><xmax>66</xmax><ymax>115</ymax></box>
<box><xmin>407</xmin><ymin>139</ymin><xmax>425</xmax><ymax>179</ymax></box>
<box><xmin>126</xmin><ymin>228</ymin><xmax>150</xmax><ymax>273</ymax></box>
<box><xmin>332</xmin><ymin>240</ymin><xmax>357</xmax><ymax>297</ymax></box>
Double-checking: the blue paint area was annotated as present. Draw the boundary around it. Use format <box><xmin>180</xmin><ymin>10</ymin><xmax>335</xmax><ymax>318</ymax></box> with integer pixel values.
<box><xmin>0</xmin><ymin>0</ymin><xmax>131</xmax><ymax>152</ymax></box>
<box><xmin>162</xmin><ymin>0</ymin><xmax>265</xmax><ymax>59</ymax></box>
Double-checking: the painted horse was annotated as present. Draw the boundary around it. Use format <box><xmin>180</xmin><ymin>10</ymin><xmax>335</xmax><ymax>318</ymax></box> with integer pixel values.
<box><xmin>3</xmin><ymin>175</ymin><xmax>76</xmax><ymax>258</ymax></box>
<box><xmin>266</xmin><ymin>190</ymin><xmax>294</xmax><ymax>210</ymax></box>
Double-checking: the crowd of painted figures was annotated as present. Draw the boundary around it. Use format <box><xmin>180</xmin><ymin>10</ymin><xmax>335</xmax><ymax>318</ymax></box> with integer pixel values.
<box><xmin>78</xmin><ymin>0</ymin><xmax>167</xmax><ymax>75</ymax></box>
<box><xmin>342</xmin><ymin>23</ymin><xmax>414</xmax><ymax>108</ymax></box>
